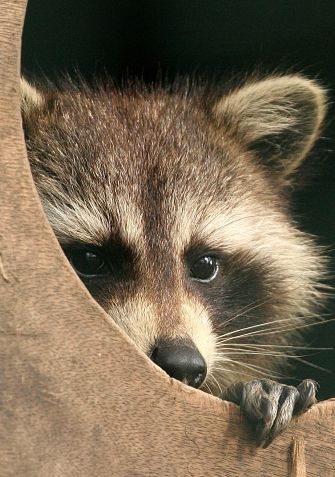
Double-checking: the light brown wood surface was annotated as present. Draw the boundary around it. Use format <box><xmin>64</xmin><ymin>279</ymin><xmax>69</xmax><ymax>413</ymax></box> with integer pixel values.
<box><xmin>0</xmin><ymin>1</ymin><xmax>334</xmax><ymax>476</ymax></box>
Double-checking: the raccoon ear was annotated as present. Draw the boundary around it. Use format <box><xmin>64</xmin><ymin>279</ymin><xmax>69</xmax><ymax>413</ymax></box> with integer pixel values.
<box><xmin>20</xmin><ymin>77</ymin><xmax>45</xmax><ymax>115</ymax></box>
<box><xmin>212</xmin><ymin>75</ymin><xmax>327</xmax><ymax>179</ymax></box>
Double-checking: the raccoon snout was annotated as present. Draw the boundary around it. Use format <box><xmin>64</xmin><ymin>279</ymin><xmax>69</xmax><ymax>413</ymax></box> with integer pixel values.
<box><xmin>150</xmin><ymin>340</ymin><xmax>207</xmax><ymax>389</ymax></box>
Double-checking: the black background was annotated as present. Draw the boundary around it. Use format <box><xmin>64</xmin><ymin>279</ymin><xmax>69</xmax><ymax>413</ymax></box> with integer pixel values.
<box><xmin>22</xmin><ymin>0</ymin><xmax>335</xmax><ymax>397</ymax></box>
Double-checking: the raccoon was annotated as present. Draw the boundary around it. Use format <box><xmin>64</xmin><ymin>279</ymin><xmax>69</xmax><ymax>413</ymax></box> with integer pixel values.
<box><xmin>21</xmin><ymin>74</ymin><xmax>328</xmax><ymax>447</ymax></box>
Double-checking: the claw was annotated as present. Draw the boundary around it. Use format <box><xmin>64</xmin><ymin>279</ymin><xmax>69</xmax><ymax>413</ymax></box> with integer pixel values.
<box><xmin>222</xmin><ymin>378</ymin><xmax>318</xmax><ymax>447</ymax></box>
<box><xmin>295</xmin><ymin>379</ymin><xmax>318</xmax><ymax>414</ymax></box>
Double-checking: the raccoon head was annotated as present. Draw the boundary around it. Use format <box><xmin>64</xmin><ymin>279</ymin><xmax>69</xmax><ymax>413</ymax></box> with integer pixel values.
<box><xmin>22</xmin><ymin>74</ymin><xmax>327</xmax><ymax>392</ymax></box>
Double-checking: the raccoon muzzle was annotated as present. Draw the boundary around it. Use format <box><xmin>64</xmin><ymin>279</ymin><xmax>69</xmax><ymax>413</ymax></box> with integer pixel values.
<box><xmin>150</xmin><ymin>339</ymin><xmax>207</xmax><ymax>389</ymax></box>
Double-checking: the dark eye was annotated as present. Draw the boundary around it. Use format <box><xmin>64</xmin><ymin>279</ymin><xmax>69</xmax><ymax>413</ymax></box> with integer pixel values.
<box><xmin>189</xmin><ymin>256</ymin><xmax>219</xmax><ymax>282</ymax></box>
<box><xmin>67</xmin><ymin>249</ymin><xmax>108</xmax><ymax>277</ymax></box>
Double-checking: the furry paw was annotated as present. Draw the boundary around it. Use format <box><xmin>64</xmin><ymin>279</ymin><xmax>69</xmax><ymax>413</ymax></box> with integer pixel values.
<box><xmin>221</xmin><ymin>378</ymin><xmax>317</xmax><ymax>447</ymax></box>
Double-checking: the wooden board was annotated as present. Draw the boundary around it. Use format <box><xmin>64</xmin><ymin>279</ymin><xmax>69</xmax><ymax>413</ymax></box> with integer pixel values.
<box><xmin>0</xmin><ymin>1</ymin><xmax>334</xmax><ymax>475</ymax></box>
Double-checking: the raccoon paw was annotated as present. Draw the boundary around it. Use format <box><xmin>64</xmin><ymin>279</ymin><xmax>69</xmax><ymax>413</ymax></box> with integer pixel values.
<box><xmin>221</xmin><ymin>378</ymin><xmax>317</xmax><ymax>448</ymax></box>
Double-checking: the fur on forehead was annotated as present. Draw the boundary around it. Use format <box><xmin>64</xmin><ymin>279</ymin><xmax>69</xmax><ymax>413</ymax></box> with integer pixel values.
<box><xmin>211</xmin><ymin>74</ymin><xmax>327</xmax><ymax>182</ymax></box>
<box><xmin>21</xmin><ymin>73</ymin><xmax>327</xmax><ymax>192</ymax></box>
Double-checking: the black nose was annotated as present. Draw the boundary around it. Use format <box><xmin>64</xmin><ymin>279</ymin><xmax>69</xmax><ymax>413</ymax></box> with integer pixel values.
<box><xmin>150</xmin><ymin>340</ymin><xmax>207</xmax><ymax>388</ymax></box>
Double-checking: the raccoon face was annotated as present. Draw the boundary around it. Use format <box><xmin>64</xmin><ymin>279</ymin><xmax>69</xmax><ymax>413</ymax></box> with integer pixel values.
<box><xmin>22</xmin><ymin>75</ymin><xmax>327</xmax><ymax>392</ymax></box>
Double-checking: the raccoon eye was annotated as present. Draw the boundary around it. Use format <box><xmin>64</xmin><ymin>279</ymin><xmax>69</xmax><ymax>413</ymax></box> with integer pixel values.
<box><xmin>189</xmin><ymin>256</ymin><xmax>219</xmax><ymax>282</ymax></box>
<box><xmin>67</xmin><ymin>249</ymin><xmax>108</xmax><ymax>277</ymax></box>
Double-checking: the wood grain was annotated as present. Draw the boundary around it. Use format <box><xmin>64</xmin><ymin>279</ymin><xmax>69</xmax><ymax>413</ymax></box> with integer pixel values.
<box><xmin>0</xmin><ymin>1</ymin><xmax>334</xmax><ymax>475</ymax></box>
<box><xmin>291</xmin><ymin>437</ymin><xmax>307</xmax><ymax>477</ymax></box>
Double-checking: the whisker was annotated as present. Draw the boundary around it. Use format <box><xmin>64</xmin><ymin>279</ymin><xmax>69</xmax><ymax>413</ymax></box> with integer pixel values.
<box><xmin>210</xmin><ymin>374</ymin><xmax>224</xmax><ymax>395</ymax></box>
<box><xmin>218</xmin><ymin>316</ymin><xmax>335</xmax><ymax>343</ymax></box>
<box><xmin>216</xmin><ymin>351</ymin><xmax>301</xmax><ymax>358</ymax></box>
<box><xmin>214</xmin><ymin>272</ymin><xmax>331</xmax><ymax>333</ymax></box>
<box><xmin>214</xmin><ymin>356</ymin><xmax>287</xmax><ymax>380</ymax></box>
<box><xmin>209</xmin><ymin>365</ymin><xmax>262</xmax><ymax>381</ymax></box>
<box><xmin>205</xmin><ymin>372</ymin><xmax>223</xmax><ymax>395</ymax></box>
<box><xmin>289</xmin><ymin>356</ymin><xmax>332</xmax><ymax>374</ymax></box>
<box><xmin>215</xmin><ymin>343</ymin><xmax>332</xmax><ymax>350</ymax></box>
<box><xmin>216</xmin><ymin>315</ymin><xmax>317</xmax><ymax>342</ymax></box>
<box><xmin>217</xmin><ymin>296</ymin><xmax>275</xmax><ymax>329</ymax></box>
<box><xmin>202</xmin><ymin>381</ymin><xmax>214</xmax><ymax>395</ymax></box>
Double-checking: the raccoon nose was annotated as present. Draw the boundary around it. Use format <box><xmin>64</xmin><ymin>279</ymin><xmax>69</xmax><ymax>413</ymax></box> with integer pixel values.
<box><xmin>150</xmin><ymin>340</ymin><xmax>207</xmax><ymax>389</ymax></box>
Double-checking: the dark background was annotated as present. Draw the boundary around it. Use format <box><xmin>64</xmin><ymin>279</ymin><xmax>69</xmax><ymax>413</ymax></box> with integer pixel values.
<box><xmin>22</xmin><ymin>0</ymin><xmax>335</xmax><ymax>397</ymax></box>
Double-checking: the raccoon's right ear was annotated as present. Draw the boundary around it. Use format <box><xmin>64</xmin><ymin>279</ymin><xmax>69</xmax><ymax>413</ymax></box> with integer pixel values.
<box><xmin>20</xmin><ymin>78</ymin><xmax>57</xmax><ymax>135</ymax></box>
<box><xmin>212</xmin><ymin>75</ymin><xmax>327</xmax><ymax>181</ymax></box>
<box><xmin>20</xmin><ymin>78</ymin><xmax>45</xmax><ymax>115</ymax></box>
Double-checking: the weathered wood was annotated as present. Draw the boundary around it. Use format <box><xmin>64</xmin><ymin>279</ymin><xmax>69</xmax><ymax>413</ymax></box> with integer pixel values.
<box><xmin>0</xmin><ymin>1</ymin><xmax>334</xmax><ymax>476</ymax></box>
<box><xmin>291</xmin><ymin>437</ymin><xmax>307</xmax><ymax>477</ymax></box>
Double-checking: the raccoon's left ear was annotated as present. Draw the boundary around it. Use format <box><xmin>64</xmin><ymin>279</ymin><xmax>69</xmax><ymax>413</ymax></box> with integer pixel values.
<box><xmin>212</xmin><ymin>75</ymin><xmax>327</xmax><ymax>179</ymax></box>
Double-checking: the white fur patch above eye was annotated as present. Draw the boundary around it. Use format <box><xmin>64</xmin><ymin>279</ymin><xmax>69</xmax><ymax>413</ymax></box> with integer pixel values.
<box><xmin>42</xmin><ymin>199</ymin><xmax>111</xmax><ymax>245</ymax></box>
<box><xmin>112</xmin><ymin>198</ymin><xmax>146</xmax><ymax>250</ymax></box>
<box><xmin>40</xmin><ymin>192</ymin><xmax>146</xmax><ymax>248</ymax></box>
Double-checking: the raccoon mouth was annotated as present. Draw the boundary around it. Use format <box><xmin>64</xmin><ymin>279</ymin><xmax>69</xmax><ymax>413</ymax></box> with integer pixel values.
<box><xmin>150</xmin><ymin>339</ymin><xmax>207</xmax><ymax>389</ymax></box>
